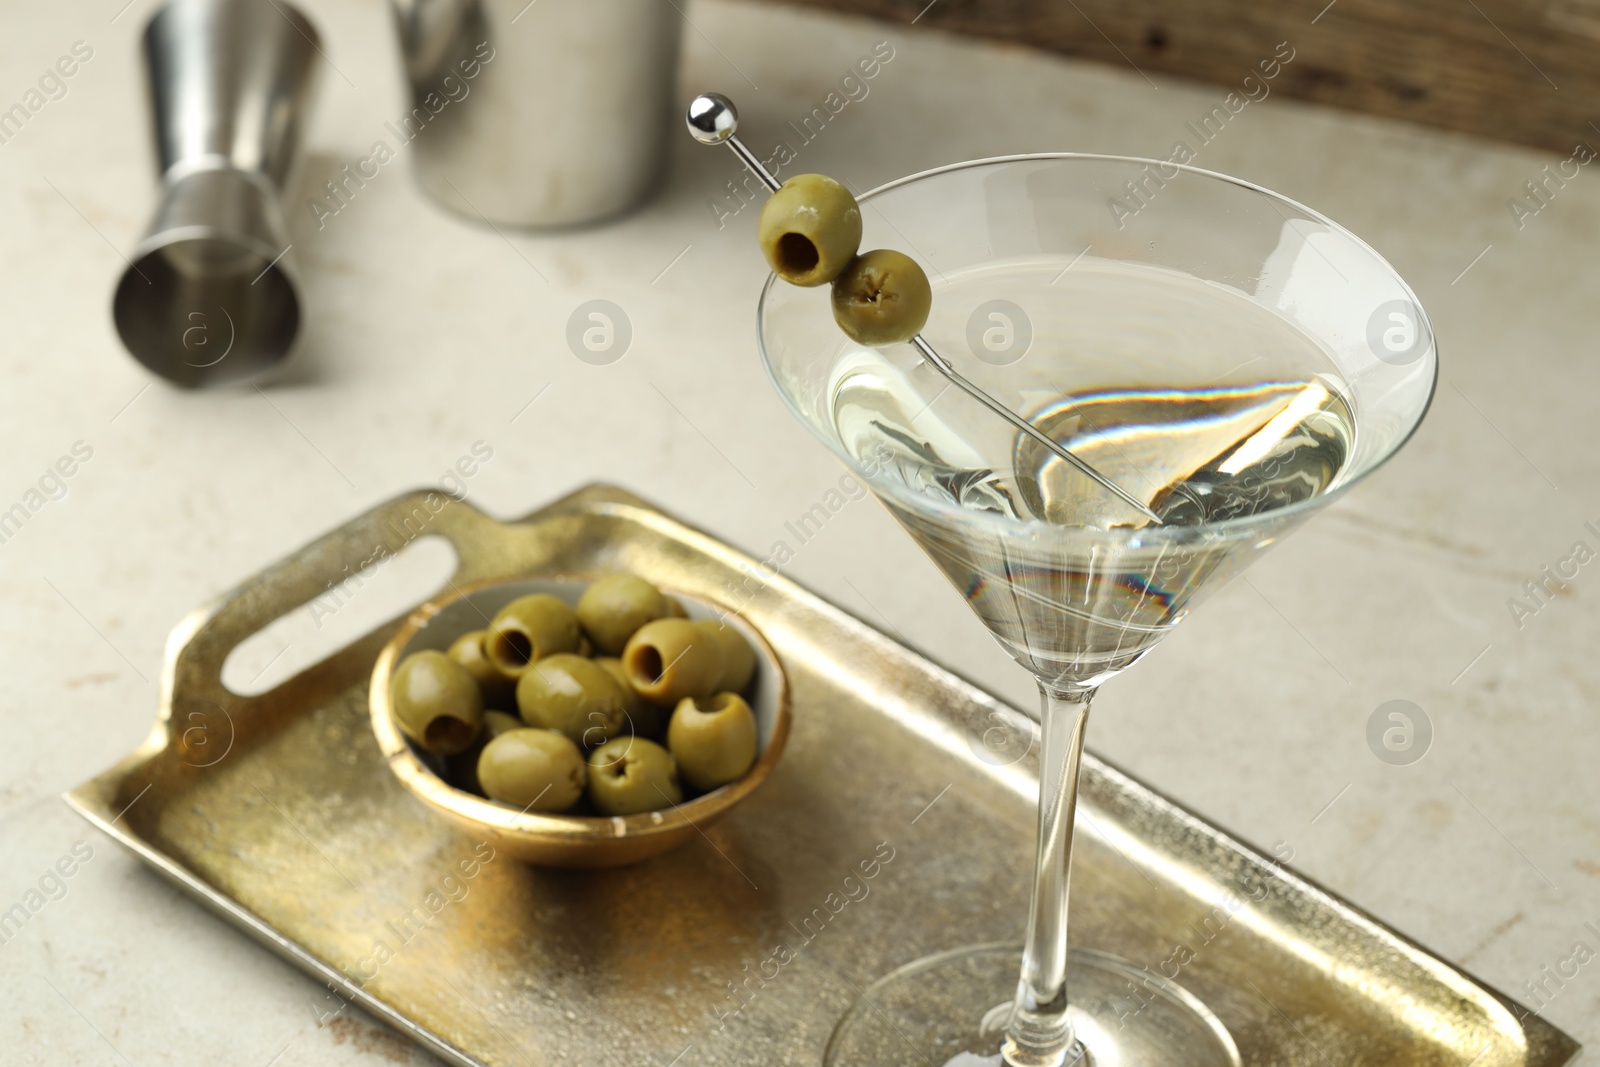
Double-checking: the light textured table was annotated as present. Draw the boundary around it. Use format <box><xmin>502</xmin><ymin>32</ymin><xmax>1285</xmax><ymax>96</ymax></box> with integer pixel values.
<box><xmin>2</xmin><ymin>0</ymin><xmax>1596</xmax><ymax>1061</ymax></box>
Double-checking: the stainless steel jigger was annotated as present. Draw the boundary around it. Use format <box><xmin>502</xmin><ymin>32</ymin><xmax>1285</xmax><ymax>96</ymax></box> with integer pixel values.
<box><xmin>685</xmin><ymin>93</ymin><xmax>1164</xmax><ymax>526</ymax></box>
<box><xmin>112</xmin><ymin>0</ymin><xmax>321</xmax><ymax>388</ymax></box>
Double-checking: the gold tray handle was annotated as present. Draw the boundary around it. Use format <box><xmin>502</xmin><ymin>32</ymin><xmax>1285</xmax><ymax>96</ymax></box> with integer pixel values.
<box><xmin>156</xmin><ymin>491</ymin><xmax>507</xmax><ymax>762</ymax></box>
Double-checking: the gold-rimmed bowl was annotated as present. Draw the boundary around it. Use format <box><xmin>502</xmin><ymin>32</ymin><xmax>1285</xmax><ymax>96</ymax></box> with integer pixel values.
<box><xmin>370</xmin><ymin>577</ymin><xmax>791</xmax><ymax>869</ymax></box>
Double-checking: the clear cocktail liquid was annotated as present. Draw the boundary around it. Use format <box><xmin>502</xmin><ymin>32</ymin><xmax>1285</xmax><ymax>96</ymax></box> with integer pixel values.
<box><xmin>828</xmin><ymin>259</ymin><xmax>1354</xmax><ymax>686</ymax></box>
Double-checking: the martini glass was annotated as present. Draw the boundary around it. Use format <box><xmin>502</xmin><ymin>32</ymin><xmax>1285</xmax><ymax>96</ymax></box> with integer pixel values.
<box><xmin>756</xmin><ymin>155</ymin><xmax>1436</xmax><ymax>1066</ymax></box>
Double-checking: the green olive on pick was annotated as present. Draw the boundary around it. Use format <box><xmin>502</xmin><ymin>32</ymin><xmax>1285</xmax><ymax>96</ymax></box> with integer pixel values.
<box><xmin>391</xmin><ymin>650</ymin><xmax>484</xmax><ymax>755</ymax></box>
<box><xmin>758</xmin><ymin>174</ymin><xmax>863</xmax><ymax>287</ymax></box>
<box><xmin>668</xmin><ymin>692</ymin><xmax>758</xmax><ymax>791</ymax></box>
<box><xmin>831</xmin><ymin>249</ymin><xmax>932</xmax><ymax>346</ymax></box>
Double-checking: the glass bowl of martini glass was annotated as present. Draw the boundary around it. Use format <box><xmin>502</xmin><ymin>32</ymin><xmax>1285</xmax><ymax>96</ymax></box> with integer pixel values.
<box><xmin>757</xmin><ymin>155</ymin><xmax>1437</xmax><ymax>1066</ymax></box>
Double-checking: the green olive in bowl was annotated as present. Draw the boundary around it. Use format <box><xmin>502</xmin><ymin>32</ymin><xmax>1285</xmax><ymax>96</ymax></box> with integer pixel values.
<box><xmin>695</xmin><ymin>619</ymin><xmax>756</xmax><ymax>694</ymax></box>
<box><xmin>391</xmin><ymin>650</ymin><xmax>484</xmax><ymax>755</ymax></box>
<box><xmin>485</xmin><ymin>594</ymin><xmax>583</xmax><ymax>676</ymax></box>
<box><xmin>516</xmin><ymin>653</ymin><xmax>628</xmax><ymax>747</ymax></box>
<box><xmin>482</xmin><ymin>709</ymin><xmax>525</xmax><ymax>740</ymax></box>
<box><xmin>622</xmin><ymin>618</ymin><xmax>724</xmax><ymax>704</ymax></box>
<box><xmin>577</xmin><ymin>574</ymin><xmax>671</xmax><ymax>655</ymax></box>
<box><xmin>447</xmin><ymin>710</ymin><xmax>526</xmax><ymax>793</ymax></box>
<box><xmin>587</xmin><ymin>737</ymin><xmax>682</xmax><ymax>816</ymax></box>
<box><xmin>447</xmin><ymin>629</ymin><xmax>518</xmax><ymax>709</ymax></box>
<box><xmin>477</xmin><ymin>728</ymin><xmax>587</xmax><ymax>812</ymax></box>
<box><xmin>668</xmin><ymin>692</ymin><xmax>758</xmax><ymax>791</ymax></box>
<box><xmin>595</xmin><ymin>656</ymin><xmax>664</xmax><ymax>739</ymax></box>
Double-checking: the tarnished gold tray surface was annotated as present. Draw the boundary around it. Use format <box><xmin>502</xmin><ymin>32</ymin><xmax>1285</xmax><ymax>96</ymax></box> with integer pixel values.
<box><xmin>65</xmin><ymin>485</ymin><xmax>1578</xmax><ymax>1067</ymax></box>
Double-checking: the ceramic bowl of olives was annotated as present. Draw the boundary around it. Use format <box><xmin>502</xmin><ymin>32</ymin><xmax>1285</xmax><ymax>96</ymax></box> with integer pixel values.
<box><xmin>370</xmin><ymin>574</ymin><xmax>791</xmax><ymax>869</ymax></box>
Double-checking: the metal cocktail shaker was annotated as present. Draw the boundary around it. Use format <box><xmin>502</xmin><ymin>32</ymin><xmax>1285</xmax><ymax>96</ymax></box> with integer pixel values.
<box><xmin>389</xmin><ymin>0</ymin><xmax>682</xmax><ymax>228</ymax></box>
<box><xmin>112</xmin><ymin>0</ymin><xmax>320</xmax><ymax>387</ymax></box>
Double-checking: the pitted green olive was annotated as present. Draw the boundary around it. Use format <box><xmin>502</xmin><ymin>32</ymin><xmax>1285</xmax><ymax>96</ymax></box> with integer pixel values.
<box><xmin>482</xmin><ymin>709</ymin><xmax>525</xmax><ymax>740</ymax></box>
<box><xmin>391</xmin><ymin>650</ymin><xmax>484</xmax><ymax>755</ymax></box>
<box><xmin>447</xmin><ymin>629</ymin><xmax>518</xmax><ymax>709</ymax></box>
<box><xmin>830</xmin><ymin>249</ymin><xmax>932</xmax><ymax>346</ymax></box>
<box><xmin>695</xmin><ymin>619</ymin><xmax>756</xmax><ymax>694</ymax></box>
<box><xmin>596</xmin><ymin>656</ymin><xmax>664</xmax><ymax>739</ymax></box>
<box><xmin>477</xmin><ymin>728</ymin><xmax>587</xmax><ymax>811</ymax></box>
<box><xmin>485</xmin><ymin>594</ymin><xmax>583</xmax><ymax>676</ymax></box>
<box><xmin>446</xmin><ymin>710</ymin><xmax>525</xmax><ymax>793</ymax></box>
<box><xmin>587</xmin><ymin>737</ymin><xmax>682</xmax><ymax>816</ymax></box>
<box><xmin>758</xmin><ymin>174</ymin><xmax>863</xmax><ymax>287</ymax></box>
<box><xmin>667</xmin><ymin>692</ymin><xmax>758</xmax><ymax>791</ymax></box>
<box><xmin>516</xmin><ymin>653</ymin><xmax>628</xmax><ymax>747</ymax></box>
<box><xmin>622</xmin><ymin>618</ymin><xmax>724</xmax><ymax>705</ymax></box>
<box><xmin>577</xmin><ymin>574</ymin><xmax>671</xmax><ymax>655</ymax></box>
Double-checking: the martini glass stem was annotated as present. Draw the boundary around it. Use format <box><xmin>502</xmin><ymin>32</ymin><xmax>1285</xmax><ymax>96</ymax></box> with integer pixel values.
<box><xmin>1005</xmin><ymin>685</ymin><xmax>1094</xmax><ymax>1067</ymax></box>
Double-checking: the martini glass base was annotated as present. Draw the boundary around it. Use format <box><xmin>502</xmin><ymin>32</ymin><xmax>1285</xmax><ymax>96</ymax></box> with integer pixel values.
<box><xmin>823</xmin><ymin>944</ymin><xmax>1241</xmax><ymax>1067</ymax></box>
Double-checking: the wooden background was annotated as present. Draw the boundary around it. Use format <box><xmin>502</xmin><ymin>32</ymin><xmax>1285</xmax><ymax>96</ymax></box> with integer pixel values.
<box><xmin>763</xmin><ymin>0</ymin><xmax>1600</xmax><ymax>154</ymax></box>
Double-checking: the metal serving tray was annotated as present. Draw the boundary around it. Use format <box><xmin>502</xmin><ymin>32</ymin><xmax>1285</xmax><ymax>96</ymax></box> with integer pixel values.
<box><xmin>66</xmin><ymin>485</ymin><xmax>1578</xmax><ymax>1067</ymax></box>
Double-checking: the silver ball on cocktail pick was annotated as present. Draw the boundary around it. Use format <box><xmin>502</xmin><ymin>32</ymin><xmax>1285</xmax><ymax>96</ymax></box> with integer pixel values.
<box><xmin>686</xmin><ymin>93</ymin><xmax>738</xmax><ymax>144</ymax></box>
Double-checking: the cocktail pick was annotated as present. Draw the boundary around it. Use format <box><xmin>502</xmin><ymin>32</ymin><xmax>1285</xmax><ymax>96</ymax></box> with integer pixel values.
<box><xmin>685</xmin><ymin>93</ymin><xmax>1164</xmax><ymax>527</ymax></box>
